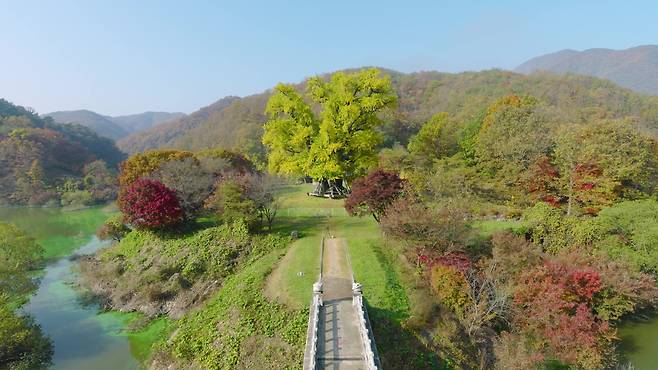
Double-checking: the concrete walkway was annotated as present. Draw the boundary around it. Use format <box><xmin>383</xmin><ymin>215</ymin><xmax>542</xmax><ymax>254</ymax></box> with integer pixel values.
<box><xmin>316</xmin><ymin>238</ymin><xmax>367</xmax><ymax>370</ymax></box>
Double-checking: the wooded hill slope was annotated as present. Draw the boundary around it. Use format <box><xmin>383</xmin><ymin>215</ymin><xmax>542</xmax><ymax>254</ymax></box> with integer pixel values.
<box><xmin>0</xmin><ymin>99</ymin><xmax>125</xmax><ymax>206</ymax></box>
<box><xmin>516</xmin><ymin>45</ymin><xmax>658</xmax><ymax>96</ymax></box>
<box><xmin>117</xmin><ymin>69</ymin><xmax>658</xmax><ymax>163</ymax></box>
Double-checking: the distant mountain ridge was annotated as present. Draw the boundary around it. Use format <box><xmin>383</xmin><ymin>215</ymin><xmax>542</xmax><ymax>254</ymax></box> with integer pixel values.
<box><xmin>516</xmin><ymin>45</ymin><xmax>658</xmax><ymax>95</ymax></box>
<box><xmin>44</xmin><ymin>110</ymin><xmax>184</xmax><ymax>140</ymax></box>
<box><xmin>117</xmin><ymin>96</ymin><xmax>240</xmax><ymax>153</ymax></box>
<box><xmin>117</xmin><ymin>68</ymin><xmax>658</xmax><ymax>162</ymax></box>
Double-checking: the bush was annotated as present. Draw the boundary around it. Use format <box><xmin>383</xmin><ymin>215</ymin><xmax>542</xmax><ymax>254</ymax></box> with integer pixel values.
<box><xmin>118</xmin><ymin>179</ymin><xmax>183</xmax><ymax>230</ymax></box>
<box><xmin>521</xmin><ymin>202</ymin><xmax>595</xmax><ymax>253</ymax></box>
<box><xmin>493</xmin><ymin>332</ymin><xmax>543</xmax><ymax>370</ymax></box>
<box><xmin>490</xmin><ymin>232</ymin><xmax>543</xmax><ymax>283</ymax></box>
<box><xmin>60</xmin><ymin>189</ymin><xmax>94</xmax><ymax>207</ymax></box>
<box><xmin>552</xmin><ymin>250</ymin><xmax>657</xmax><ymax>322</ymax></box>
<box><xmin>381</xmin><ymin>197</ymin><xmax>471</xmax><ymax>254</ymax></box>
<box><xmin>205</xmin><ymin>179</ymin><xmax>258</xmax><ymax>229</ymax></box>
<box><xmin>591</xmin><ymin>199</ymin><xmax>658</xmax><ymax>272</ymax></box>
<box><xmin>345</xmin><ymin>169</ymin><xmax>404</xmax><ymax>222</ymax></box>
<box><xmin>513</xmin><ymin>258</ymin><xmax>614</xmax><ymax>370</ymax></box>
<box><xmin>96</xmin><ymin>215</ymin><xmax>130</xmax><ymax>242</ymax></box>
<box><xmin>429</xmin><ymin>264</ymin><xmax>471</xmax><ymax>320</ymax></box>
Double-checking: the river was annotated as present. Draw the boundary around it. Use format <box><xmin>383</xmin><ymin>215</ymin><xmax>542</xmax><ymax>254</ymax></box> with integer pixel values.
<box><xmin>0</xmin><ymin>207</ymin><xmax>150</xmax><ymax>370</ymax></box>
<box><xmin>617</xmin><ymin>312</ymin><xmax>658</xmax><ymax>369</ymax></box>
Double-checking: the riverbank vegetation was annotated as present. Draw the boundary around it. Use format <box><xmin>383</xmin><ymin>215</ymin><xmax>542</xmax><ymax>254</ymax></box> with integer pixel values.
<box><xmin>0</xmin><ymin>222</ymin><xmax>53</xmax><ymax>369</ymax></box>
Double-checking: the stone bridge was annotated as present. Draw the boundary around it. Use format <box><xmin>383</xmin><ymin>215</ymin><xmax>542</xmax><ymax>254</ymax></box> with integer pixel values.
<box><xmin>303</xmin><ymin>236</ymin><xmax>381</xmax><ymax>370</ymax></box>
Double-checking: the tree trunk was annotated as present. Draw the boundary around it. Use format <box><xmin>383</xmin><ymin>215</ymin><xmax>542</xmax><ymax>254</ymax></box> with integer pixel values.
<box><xmin>567</xmin><ymin>176</ymin><xmax>574</xmax><ymax>216</ymax></box>
<box><xmin>308</xmin><ymin>178</ymin><xmax>349</xmax><ymax>198</ymax></box>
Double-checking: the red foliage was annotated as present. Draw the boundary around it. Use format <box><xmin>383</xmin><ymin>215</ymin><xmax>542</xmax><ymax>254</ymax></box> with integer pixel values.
<box><xmin>541</xmin><ymin>195</ymin><xmax>560</xmax><ymax>208</ymax></box>
<box><xmin>580</xmin><ymin>183</ymin><xmax>594</xmax><ymax>191</ymax></box>
<box><xmin>423</xmin><ymin>251</ymin><xmax>473</xmax><ymax>274</ymax></box>
<box><xmin>118</xmin><ymin>178</ymin><xmax>183</xmax><ymax>229</ymax></box>
<box><xmin>345</xmin><ymin>169</ymin><xmax>404</xmax><ymax>222</ymax></box>
<box><xmin>514</xmin><ymin>259</ymin><xmax>611</xmax><ymax>368</ymax></box>
<box><xmin>522</xmin><ymin>156</ymin><xmax>560</xmax><ymax>203</ymax></box>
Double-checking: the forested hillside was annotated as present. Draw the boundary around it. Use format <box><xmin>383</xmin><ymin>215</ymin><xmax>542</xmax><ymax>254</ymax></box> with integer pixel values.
<box><xmin>45</xmin><ymin>110</ymin><xmax>129</xmax><ymax>140</ymax></box>
<box><xmin>117</xmin><ymin>69</ymin><xmax>658</xmax><ymax>165</ymax></box>
<box><xmin>117</xmin><ymin>96</ymin><xmax>240</xmax><ymax>153</ymax></box>
<box><xmin>516</xmin><ymin>45</ymin><xmax>658</xmax><ymax>95</ymax></box>
<box><xmin>0</xmin><ymin>99</ymin><xmax>124</xmax><ymax>206</ymax></box>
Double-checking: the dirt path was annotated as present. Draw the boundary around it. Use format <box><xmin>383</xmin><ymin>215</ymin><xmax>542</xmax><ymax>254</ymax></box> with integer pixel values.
<box><xmin>322</xmin><ymin>237</ymin><xmax>353</xmax><ymax>300</ymax></box>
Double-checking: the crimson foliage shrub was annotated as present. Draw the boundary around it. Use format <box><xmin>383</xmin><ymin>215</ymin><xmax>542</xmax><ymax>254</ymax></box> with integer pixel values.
<box><xmin>119</xmin><ymin>179</ymin><xmax>183</xmax><ymax>229</ymax></box>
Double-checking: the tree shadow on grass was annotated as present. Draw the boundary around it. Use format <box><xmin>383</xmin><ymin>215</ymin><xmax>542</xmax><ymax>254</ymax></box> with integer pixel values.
<box><xmin>362</xmin><ymin>241</ymin><xmax>449</xmax><ymax>369</ymax></box>
<box><xmin>367</xmin><ymin>304</ymin><xmax>447</xmax><ymax>370</ymax></box>
<box><xmin>268</xmin><ymin>215</ymin><xmax>329</xmax><ymax>237</ymax></box>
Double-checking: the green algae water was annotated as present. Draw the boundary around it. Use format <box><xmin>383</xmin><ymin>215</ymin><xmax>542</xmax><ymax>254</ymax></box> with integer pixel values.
<box><xmin>618</xmin><ymin>312</ymin><xmax>658</xmax><ymax>369</ymax></box>
<box><xmin>0</xmin><ymin>207</ymin><xmax>161</xmax><ymax>370</ymax></box>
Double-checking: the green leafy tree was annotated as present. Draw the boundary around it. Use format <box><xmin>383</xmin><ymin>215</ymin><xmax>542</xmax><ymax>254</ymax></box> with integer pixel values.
<box><xmin>0</xmin><ymin>223</ymin><xmax>44</xmax><ymax>302</ymax></box>
<box><xmin>475</xmin><ymin>95</ymin><xmax>552</xmax><ymax>179</ymax></box>
<box><xmin>206</xmin><ymin>179</ymin><xmax>258</xmax><ymax>228</ymax></box>
<box><xmin>0</xmin><ymin>295</ymin><xmax>53</xmax><ymax>370</ymax></box>
<box><xmin>0</xmin><ymin>223</ymin><xmax>53</xmax><ymax>369</ymax></box>
<box><xmin>83</xmin><ymin>160</ymin><xmax>118</xmax><ymax>203</ymax></box>
<box><xmin>263</xmin><ymin>69</ymin><xmax>397</xmax><ymax>184</ymax></box>
<box><xmin>554</xmin><ymin>120</ymin><xmax>656</xmax><ymax>215</ymax></box>
<box><xmin>407</xmin><ymin>112</ymin><xmax>460</xmax><ymax>167</ymax></box>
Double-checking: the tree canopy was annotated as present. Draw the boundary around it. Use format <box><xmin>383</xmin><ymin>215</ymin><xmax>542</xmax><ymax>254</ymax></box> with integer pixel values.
<box><xmin>262</xmin><ymin>68</ymin><xmax>397</xmax><ymax>181</ymax></box>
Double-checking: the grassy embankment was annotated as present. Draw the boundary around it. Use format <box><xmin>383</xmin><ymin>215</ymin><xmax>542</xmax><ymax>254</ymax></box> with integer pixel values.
<box><xmin>84</xmin><ymin>213</ymin><xmax>305</xmax><ymax>369</ymax></box>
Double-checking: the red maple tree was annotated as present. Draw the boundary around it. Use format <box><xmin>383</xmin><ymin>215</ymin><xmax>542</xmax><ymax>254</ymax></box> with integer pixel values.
<box><xmin>345</xmin><ymin>169</ymin><xmax>404</xmax><ymax>222</ymax></box>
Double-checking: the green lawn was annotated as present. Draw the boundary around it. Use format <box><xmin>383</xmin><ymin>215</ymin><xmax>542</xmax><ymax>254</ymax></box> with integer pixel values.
<box><xmin>267</xmin><ymin>184</ymin><xmax>441</xmax><ymax>368</ymax></box>
<box><xmin>271</xmin><ymin>184</ymin><xmax>410</xmax><ymax>318</ymax></box>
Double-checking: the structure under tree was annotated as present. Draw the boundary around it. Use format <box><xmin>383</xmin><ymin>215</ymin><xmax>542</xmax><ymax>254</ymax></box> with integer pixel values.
<box><xmin>262</xmin><ymin>69</ymin><xmax>397</xmax><ymax>198</ymax></box>
<box><xmin>308</xmin><ymin>179</ymin><xmax>349</xmax><ymax>199</ymax></box>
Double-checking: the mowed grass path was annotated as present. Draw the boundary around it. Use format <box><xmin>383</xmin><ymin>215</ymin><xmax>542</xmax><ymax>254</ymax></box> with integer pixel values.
<box><xmin>266</xmin><ymin>184</ymin><xmax>435</xmax><ymax>368</ymax></box>
<box><xmin>267</xmin><ymin>184</ymin><xmax>408</xmax><ymax>317</ymax></box>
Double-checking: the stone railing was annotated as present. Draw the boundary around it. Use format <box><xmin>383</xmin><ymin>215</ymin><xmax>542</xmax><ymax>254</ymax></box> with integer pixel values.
<box><xmin>303</xmin><ymin>237</ymin><xmax>325</xmax><ymax>370</ymax></box>
<box><xmin>352</xmin><ymin>283</ymin><xmax>381</xmax><ymax>370</ymax></box>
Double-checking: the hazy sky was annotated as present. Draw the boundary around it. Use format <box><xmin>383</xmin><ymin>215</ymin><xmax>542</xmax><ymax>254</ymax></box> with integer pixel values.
<box><xmin>1</xmin><ymin>0</ymin><xmax>657</xmax><ymax>115</ymax></box>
